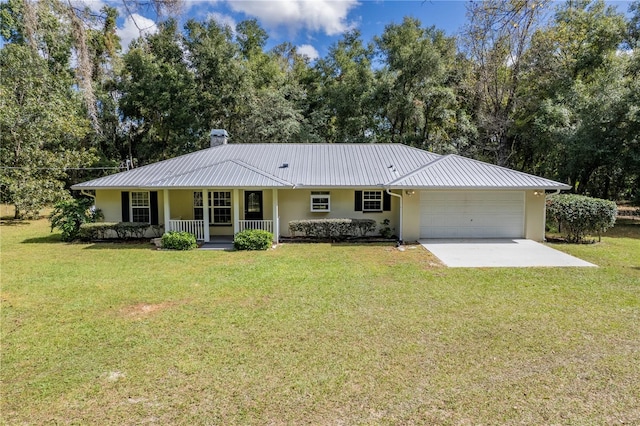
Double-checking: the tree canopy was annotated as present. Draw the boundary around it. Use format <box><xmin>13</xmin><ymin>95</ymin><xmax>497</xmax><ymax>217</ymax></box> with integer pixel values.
<box><xmin>2</xmin><ymin>0</ymin><xmax>639</xmax><ymax>216</ymax></box>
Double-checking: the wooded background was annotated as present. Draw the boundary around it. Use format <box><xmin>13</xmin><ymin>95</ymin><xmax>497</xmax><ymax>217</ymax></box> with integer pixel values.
<box><xmin>2</xmin><ymin>0</ymin><xmax>639</xmax><ymax>217</ymax></box>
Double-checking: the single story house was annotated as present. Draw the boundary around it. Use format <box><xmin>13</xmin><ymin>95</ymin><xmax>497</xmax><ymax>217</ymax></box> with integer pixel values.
<box><xmin>71</xmin><ymin>131</ymin><xmax>571</xmax><ymax>243</ymax></box>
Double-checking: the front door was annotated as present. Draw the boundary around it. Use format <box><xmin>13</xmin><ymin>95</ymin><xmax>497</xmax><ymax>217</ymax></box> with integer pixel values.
<box><xmin>244</xmin><ymin>191</ymin><xmax>263</xmax><ymax>221</ymax></box>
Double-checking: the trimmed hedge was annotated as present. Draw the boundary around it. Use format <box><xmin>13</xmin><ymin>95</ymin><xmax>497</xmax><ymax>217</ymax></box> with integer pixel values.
<box><xmin>161</xmin><ymin>231</ymin><xmax>197</xmax><ymax>250</ymax></box>
<box><xmin>546</xmin><ymin>194</ymin><xmax>617</xmax><ymax>243</ymax></box>
<box><xmin>79</xmin><ymin>222</ymin><xmax>119</xmax><ymax>240</ymax></box>
<box><xmin>234</xmin><ymin>229</ymin><xmax>273</xmax><ymax>250</ymax></box>
<box><xmin>79</xmin><ymin>222</ymin><xmax>164</xmax><ymax>241</ymax></box>
<box><xmin>289</xmin><ymin>218</ymin><xmax>377</xmax><ymax>239</ymax></box>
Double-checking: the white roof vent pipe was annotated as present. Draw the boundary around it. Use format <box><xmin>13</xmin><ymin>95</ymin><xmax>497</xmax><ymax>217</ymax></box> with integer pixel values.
<box><xmin>210</xmin><ymin>129</ymin><xmax>229</xmax><ymax>147</ymax></box>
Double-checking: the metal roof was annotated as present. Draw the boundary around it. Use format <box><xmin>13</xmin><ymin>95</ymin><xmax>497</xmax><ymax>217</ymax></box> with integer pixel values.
<box><xmin>72</xmin><ymin>144</ymin><xmax>570</xmax><ymax>190</ymax></box>
<box><xmin>388</xmin><ymin>154</ymin><xmax>571</xmax><ymax>190</ymax></box>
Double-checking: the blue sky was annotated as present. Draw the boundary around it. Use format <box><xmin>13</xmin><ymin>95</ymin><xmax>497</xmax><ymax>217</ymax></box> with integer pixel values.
<box><xmin>87</xmin><ymin>0</ymin><xmax>633</xmax><ymax>60</ymax></box>
<box><xmin>115</xmin><ymin>1</ymin><xmax>471</xmax><ymax>59</ymax></box>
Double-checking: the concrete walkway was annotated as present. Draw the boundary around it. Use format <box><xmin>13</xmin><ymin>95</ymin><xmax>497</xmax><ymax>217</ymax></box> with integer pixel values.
<box><xmin>420</xmin><ymin>239</ymin><xmax>597</xmax><ymax>268</ymax></box>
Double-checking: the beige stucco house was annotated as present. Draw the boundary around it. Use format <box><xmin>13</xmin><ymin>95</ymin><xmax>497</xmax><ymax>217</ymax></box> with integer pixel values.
<box><xmin>72</xmin><ymin>132</ymin><xmax>571</xmax><ymax>243</ymax></box>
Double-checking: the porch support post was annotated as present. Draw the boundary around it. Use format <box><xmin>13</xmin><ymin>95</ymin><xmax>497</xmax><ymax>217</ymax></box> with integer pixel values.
<box><xmin>233</xmin><ymin>189</ymin><xmax>240</xmax><ymax>235</ymax></box>
<box><xmin>272</xmin><ymin>189</ymin><xmax>279</xmax><ymax>243</ymax></box>
<box><xmin>202</xmin><ymin>189</ymin><xmax>210</xmax><ymax>242</ymax></box>
<box><xmin>163</xmin><ymin>189</ymin><xmax>171</xmax><ymax>233</ymax></box>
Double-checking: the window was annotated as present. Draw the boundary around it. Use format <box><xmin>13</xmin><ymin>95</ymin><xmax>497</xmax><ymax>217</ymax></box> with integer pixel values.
<box><xmin>194</xmin><ymin>191</ymin><xmax>232</xmax><ymax>225</ymax></box>
<box><xmin>131</xmin><ymin>191</ymin><xmax>150</xmax><ymax>223</ymax></box>
<box><xmin>362</xmin><ymin>190</ymin><xmax>382</xmax><ymax>212</ymax></box>
<box><xmin>310</xmin><ymin>191</ymin><xmax>330</xmax><ymax>212</ymax></box>
<box><xmin>212</xmin><ymin>191</ymin><xmax>231</xmax><ymax>224</ymax></box>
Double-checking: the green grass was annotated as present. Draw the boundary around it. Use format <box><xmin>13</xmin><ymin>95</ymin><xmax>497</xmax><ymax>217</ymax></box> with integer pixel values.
<box><xmin>2</xmin><ymin>219</ymin><xmax>639</xmax><ymax>425</ymax></box>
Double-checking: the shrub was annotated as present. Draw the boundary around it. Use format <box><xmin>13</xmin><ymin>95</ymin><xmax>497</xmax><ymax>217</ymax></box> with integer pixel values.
<box><xmin>78</xmin><ymin>222</ymin><xmax>165</xmax><ymax>241</ymax></box>
<box><xmin>379</xmin><ymin>218</ymin><xmax>394</xmax><ymax>238</ymax></box>
<box><xmin>289</xmin><ymin>219</ymin><xmax>377</xmax><ymax>239</ymax></box>
<box><xmin>234</xmin><ymin>229</ymin><xmax>273</xmax><ymax>250</ymax></box>
<box><xmin>162</xmin><ymin>231</ymin><xmax>198</xmax><ymax>250</ymax></box>
<box><xmin>113</xmin><ymin>222</ymin><xmax>153</xmax><ymax>239</ymax></box>
<box><xmin>546</xmin><ymin>194</ymin><xmax>617</xmax><ymax>243</ymax></box>
<box><xmin>78</xmin><ymin>222</ymin><xmax>119</xmax><ymax>241</ymax></box>
<box><xmin>50</xmin><ymin>198</ymin><xmax>102</xmax><ymax>242</ymax></box>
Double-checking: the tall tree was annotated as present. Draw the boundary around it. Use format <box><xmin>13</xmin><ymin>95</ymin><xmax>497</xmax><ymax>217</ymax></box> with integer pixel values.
<box><xmin>0</xmin><ymin>44</ymin><xmax>93</xmax><ymax>217</ymax></box>
<box><xmin>515</xmin><ymin>0</ymin><xmax>629</xmax><ymax>196</ymax></box>
<box><xmin>463</xmin><ymin>0</ymin><xmax>549</xmax><ymax>166</ymax></box>
<box><xmin>119</xmin><ymin>19</ymin><xmax>203</xmax><ymax>163</ymax></box>
<box><xmin>375</xmin><ymin>17</ymin><xmax>473</xmax><ymax>151</ymax></box>
<box><xmin>313</xmin><ymin>30</ymin><xmax>377</xmax><ymax>143</ymax></box>
<box><xmin>184</xmin><ymin>18</ymin><xmax>248</xmax><ymax>138</ymax></box>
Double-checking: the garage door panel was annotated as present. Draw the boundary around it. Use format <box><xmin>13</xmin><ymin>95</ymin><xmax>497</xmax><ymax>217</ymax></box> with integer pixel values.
<box><xmin>420</xmin><ymin>191</ymin><xmax>524</xmax><ymax>239</ymax></box>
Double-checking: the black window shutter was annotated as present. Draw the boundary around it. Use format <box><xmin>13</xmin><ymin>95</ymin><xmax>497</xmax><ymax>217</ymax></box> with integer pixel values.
<box><xmin>383</xmin><ymin>191</ymin><xmax>391</xmax><ymax>211</ymax></box>
<box><xmin>354</xmin><ymin>191</ymin><xmax>362</xmax><ymax>211</ymax></box>
<box><xmin>121</xmin><ymin>191</ymin><xmax>130</xmax><ymax>222</ymax></box>
<box><xmin>150</xmin><ymin>191</ymin><xmax>159</xmax><ymax>225</ymax></box>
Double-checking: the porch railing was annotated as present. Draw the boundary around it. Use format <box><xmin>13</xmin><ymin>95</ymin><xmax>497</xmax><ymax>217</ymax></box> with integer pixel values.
<box><xmin>238</xmin><ymin>220</ymin><xmax>273</xmax><ymax>233</ymax></box>
<box><xmin>169</xmin><ymin>220</ymin><xmax>205</xmax><ymax>241</ymax></box>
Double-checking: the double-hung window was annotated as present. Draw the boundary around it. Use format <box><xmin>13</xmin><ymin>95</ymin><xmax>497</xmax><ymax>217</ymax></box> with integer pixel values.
<box><xmin>194</xmin><ymin>191</ymin><xmax>232</xmax><ymax>225</ymax></box>
<box><xmin>131</xmin><ymin>191</ymin><xmax>150</xmax><ymax>223</ymax></box>
<box><xmin>212</xmin><ymin>191</ymin><xmax>232</xmax><ymax>224</ymax></box>
<box><xmin>310</xmin><ymin>191</ymin><xmax>330</xmax><ymax>212</ymax></box>
<box><xmin>362</xmin><ymin>190</ymin><xmax>383</xmax><ymax>212</ymax></box>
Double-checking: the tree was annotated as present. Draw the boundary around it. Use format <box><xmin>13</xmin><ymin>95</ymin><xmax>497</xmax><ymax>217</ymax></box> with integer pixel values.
<box><xmin>514</xmin><ymin>0</ymin><xmax>630</xmax><ymax>197</ymax></box>
<box><xmin>118</xmin><ymin>20</ymin><xmax>203</xmax><ymax>163</ymax></box>
<box><xmin>0</xmin><ymin>44</ymin><xmax>94</xmax><ymax>218</ymax></box>
<box><xmin>184</xmin><ymin>18</ymin><xmax>249</xmax><ymax>139</ymax></box>
<box><xmin>463</xmin><ymin>0</ymin><xmax>549</xmax><ymax>166</ymax></box>
<box><xmin>375</xmin><ymin>17</ymin><xmax>473</xmax><ymax>152</ymax></box>
<box><xmin>314</xmin><ymin>30</ymin><xmax>377</xmax><ymax>143</ymax></box>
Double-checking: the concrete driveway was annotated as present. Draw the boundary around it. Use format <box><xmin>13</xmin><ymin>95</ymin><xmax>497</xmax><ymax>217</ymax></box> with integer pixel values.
<box><xmin>420</xmin><ymin>239</ymin><xmax>597</xmax><ymax>268</ymax></box>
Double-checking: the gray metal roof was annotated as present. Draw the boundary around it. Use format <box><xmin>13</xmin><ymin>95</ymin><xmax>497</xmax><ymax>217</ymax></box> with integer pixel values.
<box><xmin>388</xmin><ymin>154</ymin><xmax>571</xmax><ymax>190</ymax></box>
<box><xmin>72</xmin><ymin>144</ymin><xmax>570</xmax><ymax>190</ymax></box>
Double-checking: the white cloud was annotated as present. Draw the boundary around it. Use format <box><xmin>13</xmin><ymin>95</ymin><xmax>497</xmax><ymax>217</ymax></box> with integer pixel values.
<box><xmin>69</xmin><ymin>0</ymin><xmax>108</xmax><ymax>15</ymax></box>
<box><xmin>207</xmin><ymin>11</ymin><xmax>237</xmax><ymax>32</ymax></box>
<box><xmin>297</xmin><ymin>44</ymin><xmax>319</xmax><ymax>60</ymax></box>
<box><xmin>226</xmin><ymin>0</ymin><xmax>359</xmax><ymax>36</ymax></box>
<box><xmin>117</xmin><ymin>13</ymin><xmax>158</xmax><ymax>52</ymax></box>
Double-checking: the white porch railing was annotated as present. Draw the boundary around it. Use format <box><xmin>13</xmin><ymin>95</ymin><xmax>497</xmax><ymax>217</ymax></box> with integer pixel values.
<box><xmin>238</xmin><ymin>220</ymin><xmax>273</xmax><ymax>233</ymax></box>
<box><xmin>169</xmin><ymin>220</ymin><xmax>205</xmax><ymax>241</ymax></box>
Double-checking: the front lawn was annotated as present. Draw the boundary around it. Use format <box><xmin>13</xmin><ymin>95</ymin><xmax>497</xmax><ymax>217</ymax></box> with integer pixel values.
<box><xmin>1</xmin><ymin>219</ymin><xmax>639</xmax><ymax>424</ymax></box>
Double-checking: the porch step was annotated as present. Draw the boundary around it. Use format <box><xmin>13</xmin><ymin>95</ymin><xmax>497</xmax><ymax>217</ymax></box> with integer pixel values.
<box><xmin>199</xmin><ymin>242</ymin><xmax>234</xmax><ymax>251</ymax></box>
<box><xmin>199</xmin><ymin>236</ymin><xmax>234</xmax><ymax>251</ymax></box>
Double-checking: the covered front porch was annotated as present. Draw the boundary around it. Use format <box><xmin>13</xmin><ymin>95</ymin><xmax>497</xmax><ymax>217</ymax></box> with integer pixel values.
<box><xmin>162</xmin><ymin>188</ymin><xmax>280</xmax><ymax>243</ymax></box>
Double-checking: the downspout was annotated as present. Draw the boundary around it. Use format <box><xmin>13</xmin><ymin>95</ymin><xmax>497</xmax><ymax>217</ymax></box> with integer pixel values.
<box><xmin>81</xmin><ymin>190</ymin><xmax>96</xmax><ymax>200</ymax></box>
<box><xmin>385</xmin><ymin>188</ymin><xmax>403</xmax><ymax>245</ymax></box>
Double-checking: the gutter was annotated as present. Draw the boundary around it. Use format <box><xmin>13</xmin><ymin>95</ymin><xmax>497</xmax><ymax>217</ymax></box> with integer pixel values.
<box><xmin>385</xmin><ymin>188</ymin><xmax>403</xmax><ymax>244</ymax></box>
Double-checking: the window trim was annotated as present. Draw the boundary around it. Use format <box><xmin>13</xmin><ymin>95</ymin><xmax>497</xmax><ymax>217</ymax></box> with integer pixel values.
<box><xmin>310</xmin><ymin>191</ymin><xmax>331</xmax><ymax>212</ymax></box>
<box><xmin>362</xmin><ymin>190</ymin><xmax>383</xmax><ymax>212</ymax></box>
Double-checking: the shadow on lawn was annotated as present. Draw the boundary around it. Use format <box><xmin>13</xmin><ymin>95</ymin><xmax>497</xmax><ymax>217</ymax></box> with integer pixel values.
<box><xmin>1</xmin><ymin>219</ymin><xmax>32</xmax><ymax>226</ymax></box>
<box><xmin>330</xmin><ymin>242</ymin><xmax>398</xmax><ymax>249</ymax></box>
<box><xmin>82</xmin><ymin>242</ymin><xmax>156</xmax><ymax>251</ymax></box>
<box><xmin>21</xmin><ymin>234</ymin><xmax>61</xmax><ymax>244</ymax></box>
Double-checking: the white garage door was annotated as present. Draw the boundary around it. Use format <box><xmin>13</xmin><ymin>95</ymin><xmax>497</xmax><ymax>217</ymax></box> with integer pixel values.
<box><xmin>420</xmin><ymin>191</ymin><xmax>525</xmax><ymax>239</ymax></box>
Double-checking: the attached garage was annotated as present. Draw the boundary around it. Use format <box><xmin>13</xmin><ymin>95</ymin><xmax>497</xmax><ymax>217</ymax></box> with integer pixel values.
<box><xmin>420</xmin><ymin>190</ymin><xmax>525</xmax><ymax>239</ymax></box>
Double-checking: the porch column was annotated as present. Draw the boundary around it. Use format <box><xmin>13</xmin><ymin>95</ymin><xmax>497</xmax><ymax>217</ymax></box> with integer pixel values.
<box><xmin>272</xmin><ymin>189</ymin><xmax>279</xmax><ymax>243</ymax></box>
<box><xmin>233</xmin><ymin>189</ymin><xmax>240</xmax><ymax>234</ymax></box>
<box><xmin>163</xmin><ymin>189</ymin><xmax>171</xmax><ymax>233</ymax></box>
<box><xmin>202</xmin><ymin>189</ymin><xmax>210</xmax><ymax>242</ymax></box>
